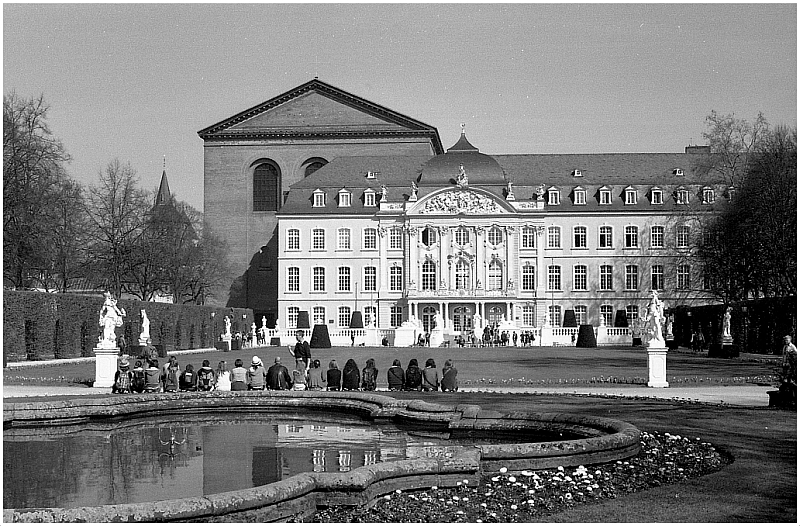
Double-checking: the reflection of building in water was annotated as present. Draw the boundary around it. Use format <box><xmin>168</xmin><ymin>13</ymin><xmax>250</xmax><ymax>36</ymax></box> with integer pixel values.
<box><xmin>338</xmin><ymin>450</ymin><xmax>352</xmax><ymax>472</ymax></box>
<box><xmin>312</xmin><ymin>449</ymin><xmax>325</xmax><ymax>472</ymax></box>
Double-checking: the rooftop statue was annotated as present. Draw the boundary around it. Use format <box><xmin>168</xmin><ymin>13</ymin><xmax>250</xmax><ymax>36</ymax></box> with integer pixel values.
<box><xmin>456</xmin><ymin>164</ymin><xmax>469</xmax><ymax>188</ymax></box>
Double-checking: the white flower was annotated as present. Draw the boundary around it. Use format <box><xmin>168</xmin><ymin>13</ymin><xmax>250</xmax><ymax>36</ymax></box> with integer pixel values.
<box><xmin>453</xmin><ymin>496</ymin><xmax>460</xmax><ymax>501</ymax></box>
<box><xmin>527</xmin><ymin>499</ymin><xmax>535</xmax><ymax>504</ymax></box>
<box><xmin>510</xmin><ymin>504</ymin><xmax>518</xmax><ymax>510</ymax></box>
<box><xmin>463</xmin><ymin>478</ymin><xmax>470</xmax><ymax>484</ymax></box>
<box><xmin>491</xmin><ymin>476</ymin><xmax>500</xmax><ymax>482</ymax></box>
<box><xmin>558</xmin><ymin>466</ymin><xmax>565</xmax><ymax>472</ymax></box>
<box><xmin>477</xmin><ymin>520</ymin><xmax>483</xmax><ymax>523</ymax></box>
<box><xmin>456</xmin><ymin>481</ymin><xmax>462</xmax><ymax>486</ymax></box>
<box><xmin>508</xmin><ymin>476</ymin><xmax>517</xmax><ymax>483</ymax></box>
<box><xmin>481</xmin><ymin>503</ymin><xmax>488</xmax><ymax>508</ymax></box>
<box><xmin>431</xmin><ymin>485</ymin><xmax>438</xmax><ymax>490</ymax></box>
<box><xmin>528</xmin><ymin>489</ymin><xmax>535</xmax><ymax>494</ymax></box>
<box><xmin>565</xmin><ymin>476</ymin><xmax>572</xmax><ymax>482</ymax></box>
<box><xmin>500</xmin><ymin>467</ymin><xmax>508</xmax><ymax>473</ymax></box>
<box><xmin>462</xmin><ymin>497</ymin><xmax>469</xmax><ymax>502</ymax></box>
<box><xmin>564</xmin><ymin>492</ymin><xmax>573</xmax><ymax>500</ymax></box>
<box><xmin>396</xmin><ymin>489</ymin><xmax>402</xmax><ymax>494</ymax></box>
<box><xmin>384</xmin><ymin>495</ymin><xmax>391</xmax><ymax>500</ymax></box>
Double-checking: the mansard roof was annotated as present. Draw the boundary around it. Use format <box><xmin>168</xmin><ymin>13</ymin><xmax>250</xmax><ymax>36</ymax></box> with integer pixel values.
<box><xmin>197</xmin><ymin>79</ymin><xmax>444</xmax><ymax>153</ymax></box>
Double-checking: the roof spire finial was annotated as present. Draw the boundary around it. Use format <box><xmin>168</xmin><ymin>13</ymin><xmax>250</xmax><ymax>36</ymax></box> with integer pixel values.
<box><xmin>163</xmin><ymin>155</ymin><xmax>166</xmax><ymax>171</ymax></box>
<box><xmin>460</xmin><ymin>122</ymin><xmax>466</xmax><ymax>135</ymax></box>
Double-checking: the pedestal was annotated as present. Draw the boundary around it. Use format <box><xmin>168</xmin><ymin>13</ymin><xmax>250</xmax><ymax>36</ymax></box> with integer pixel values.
<box><xmin>429</xmin><ymin>328</ymin><xmax>444</xmax><ymax>348</ymax></box>
<box><xmin>394</xmin><ymin>326</ymin><xmax>417</xmax><ymax>347</ymax></box>
<box><xmin>647</xmin><ymin>347</ymin><xmax>669</xmax><ymax>388</ymax></box>
<box><xmin>93</xmin><ymin>346</ymin><xmax>120</xmax><ymax>388</ymax></box>
<box><xmin>364</xmin><ymin>327</ymin><xmax>380</xmax><ymax>347</ymax></box>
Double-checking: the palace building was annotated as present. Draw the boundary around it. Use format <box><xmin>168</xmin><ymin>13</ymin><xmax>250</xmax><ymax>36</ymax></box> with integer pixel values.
<box><xmin>200</xmin><ymin>79</ymin><xmax>724</xmax><ymax>337</ymax></box>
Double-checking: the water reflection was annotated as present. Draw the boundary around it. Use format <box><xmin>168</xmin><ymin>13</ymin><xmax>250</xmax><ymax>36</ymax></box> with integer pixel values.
<box><xmin>3</xmin><ymin>413</ymin><xmax>437</xmax><ymax>509</ymax></box>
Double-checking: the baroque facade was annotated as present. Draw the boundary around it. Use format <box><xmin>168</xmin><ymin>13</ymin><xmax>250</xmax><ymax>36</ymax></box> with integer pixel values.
<box><xmin>201</xmin><ymin>79</ymin><xmax>723</xmax><ymax>333</ymax></box>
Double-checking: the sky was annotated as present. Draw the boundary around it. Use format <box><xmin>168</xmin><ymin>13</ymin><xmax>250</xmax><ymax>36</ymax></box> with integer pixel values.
<box><xmin>4</xmin><ymin>3</ymin><xmax>796</xmax><ymax>212</ymax></box>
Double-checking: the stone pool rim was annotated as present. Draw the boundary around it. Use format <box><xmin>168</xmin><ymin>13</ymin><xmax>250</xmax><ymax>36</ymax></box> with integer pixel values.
<box><xmin>4</xmin><ymin>391</ymin><xmax>640</xmax><ymax>523</ymax></box>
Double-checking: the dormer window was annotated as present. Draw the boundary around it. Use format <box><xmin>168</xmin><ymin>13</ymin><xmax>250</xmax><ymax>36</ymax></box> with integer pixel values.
<box><xmin>573</xmin><ymin>187</ymin><xmax>586</xmax><ymax>205</ymax></box>
<box><xmin>674</xmin><ymin>168</ymin><xmax>685</xmax><ymax>176</ymax></box>
<box><xmin>312</xmin><ymin>189</ymin><xmax>326</xmax><ymax>207</ymax></box>
<box><xmin>364</xmin><ymin>189</ymin><xmax>376</xmax><ymax>207</ymax></box>
<box><xmin>651</xmin><ymin>187</ymin><xmax>663</xmax><ymax>205</ymax></box>
<box><xmin>599</xmin><ymin>186</ymin><xmax>612</xmax><ymax>205</ymax></box>
<box><xmin>572</xmin><ymin>169</ymin><xmax>583</xmax><ymax>177</ymax></box>
<box><xmin>727</xmin><ymin>186</ymin><xmax>736</xmax><ymax>200</ymax></box>
<box><xmin>624</xmin><ymin>187</ymin><xmax>638</xmax><ymax>205</ymax></box>
<box><xmin>548</xmin><ymin>188</ymin><xmax>560</xmax><ymax>205</ymax></box>
<box><xmin>702</xmin><ymin>187</ymin><xmax>715</xmax><ymax>204</ymax></box>
<box><xmin>338</xmin><ymin>189</ymin><xmax>351</xmax><ymax>207</ymax></box>
<box><xmin>365</xmin><ymin>171</ymin><xmax>378</xmax><ymax>179</ymax></box>
<box><xmin>676</xmin><ymin>186</ymin><xmax>690</xmax><ymax>205</ymax></box>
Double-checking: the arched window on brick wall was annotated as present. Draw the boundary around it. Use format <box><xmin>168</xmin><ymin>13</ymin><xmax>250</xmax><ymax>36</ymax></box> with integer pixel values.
<box><xmin>252</xmin><ymin>160</ymin><xmax>281</xmax><ymax>211</ymax></box>
<box><xmin>303</xmin><ymin>157</ymin><xmax>328</xmax><ymax>178</ymax></box>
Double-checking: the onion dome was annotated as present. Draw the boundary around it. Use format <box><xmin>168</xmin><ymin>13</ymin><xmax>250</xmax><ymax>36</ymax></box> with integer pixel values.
<box><xmin>418</xmin><ymin>128</ymin><xmax>506</xmax><ymax>186</ymax></box>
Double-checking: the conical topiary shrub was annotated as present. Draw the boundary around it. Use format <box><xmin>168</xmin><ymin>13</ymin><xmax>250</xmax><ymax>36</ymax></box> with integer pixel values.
<box><xmin>576</xmin><ymin>324</ymin><xmax>597</xmax><ymax>347</ymax></box>
<box><xmin>310</xmin><ymin>324</ymin><xmax>332</xmax><ymax>348</ymax></box>
<box><xmin>614</xmin><ymin>310</ymin><xmax>629</xmax><ymax>327</ymax></box>
<box><xmin>562</xmin><ymin>309</ymin><xmax>577</xmax><ymax>327</ymax></box>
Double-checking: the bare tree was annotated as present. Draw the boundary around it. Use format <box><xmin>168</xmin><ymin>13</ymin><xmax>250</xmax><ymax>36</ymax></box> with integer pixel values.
<box><xmin>701</xmin><ymin>110</ymin><xmax>770</xmax><ymax>188</ymax></box>
<box><xmin>3</xmin><ymin>93</ymin><xmax>72</xmax><ymax>289</ymax></box>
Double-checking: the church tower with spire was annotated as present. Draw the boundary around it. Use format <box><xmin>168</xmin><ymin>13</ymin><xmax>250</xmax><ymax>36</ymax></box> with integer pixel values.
<box><xmin>155</xmin><ymin>158</ymin><xmax>172</xmax><ymax>206</ymax></box>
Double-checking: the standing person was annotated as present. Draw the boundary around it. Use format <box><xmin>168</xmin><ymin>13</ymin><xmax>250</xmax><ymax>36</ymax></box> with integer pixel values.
<box><xmin>441</xmin><ymin>359</ymin><xmax>459</xmax><ymax>392</ymax></box>
<box><xmin>162</xmin><ymin>357</ymin><xmax>180</xmax><ymax>393</ymax></box>
<box><xmin>307</xmin><ymin>359</ymin><xmax>327</xmax><ymax>390</ymax></box>
<box><xmin>247</xmin><ymin>356</ymin><xmax>267</xmax><ymax>390</ymax></box>
<box><xmin>513</xmin><ymin>332</ymin><xmax>518</xmax><ymax>347</ymax></box>
<box><xmin>387</xmin><ymin>359</ymin><xmax>405</xmax><ymax>391</ymax></box>
<box><xmin>112</xmin><ymin>358</ymin><xmax>133</xmax><ymax>394</ymax></box>
<box><xmin>197</xmin><ymin>360</ymin><xmax>216</xmax><ymax>391</ymax></box>
<box><xmin>289</xmin><ymin>331</ymin><xmax>312</xmax><ymax>370</ymax></box>
<box><xmin>144</xmin><ymin>359</ymin><xmax>161</xmax><ymax>393</ymax></box>
<box><xmin>292</xmin><ymin>359</ymin><xmax>308</xmax><ymax>390</ymax></box>
<box><xmin>326</xmin><ymin>360</ymin><xmax>342</xmax><ymax>391</ymax></box>
<box><xmin>781</xmin><ymin>335</ymin><xmax>797</xmax><ymax>405</ymax></box>
<box><xmin>422</xmin><ymin>358</ymin><xmax>439</xmax><ymax>392</ymax></box>
<box><xmin>215</xmin><ymin>360</ymin><xmax>231</xmax><ymax>392</ymax></box>
<box><xmin>230</xmin><ymin>358</ymin><xmax>248</xmax><ymax>391</ymax></box>
<box><xmin>361</xmin><ymin>358</ymin><xmax>378</xmax><ymax>391</ymax></box>
<box><xmin>266</xmin><ymin>356</ymin><xmax>293</xmax><ymax>390</ymax></box>
<box><xmin>131</xmin><ymin>360</ymin><xmax>146</xmax><ymax>393</ymax></box>
<box><xmin>404</xmin><ymin>358</ymin><xmax>423</xmax><ymax>391</ymax></box>
<box><xmin>342</xmin><ymin>358</ymin><xmax>361</xmax><ymax>391</ymax></box>
<box><xmin>179</xmin><ymin>364</ymin><xmax>198</xmax><ymax>392</ymax></box>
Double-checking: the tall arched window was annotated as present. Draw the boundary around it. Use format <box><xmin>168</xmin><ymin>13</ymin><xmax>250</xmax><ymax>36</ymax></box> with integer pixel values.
<box><xmin>455</xmin><ymin>260</ymin><xmax>470</xmax><ymax>289</ymax></box>
<box><xmin>422</xmin><ymin>260</ymin><xmax>437</xmax><ymax>290</ymax></box>
<box><xmin>303</xmin><ymin>157</ymin><xmax>328</xmax><ymax>178</ymax></box>
<box><xmin>253</xmin><ymin>161</ymin><xmax>280</xmax><ymax>211</ymax></box>
<box><xmin>488</xmin><ymin>261</ymin><xmax>503</xmax><ymax>290</ymax></box>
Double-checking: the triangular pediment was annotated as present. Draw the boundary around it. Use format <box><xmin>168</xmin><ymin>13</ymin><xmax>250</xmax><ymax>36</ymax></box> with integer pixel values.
<box><xmin>410</xmin><ymin>187</ymin><xmax>515</xmax><ymax>215</ymax></box>
<box><xmin>198</xmin><ymin>79</ymin><xmax>442</xmax><ymax>151</ymax></box>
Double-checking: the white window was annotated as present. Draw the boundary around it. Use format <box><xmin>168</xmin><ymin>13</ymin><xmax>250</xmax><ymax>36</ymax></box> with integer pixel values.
<box><xmin>488</xmin><ymin>261</ymin><xmax>503</xmax><ymax>290</ymax></box>
<box><xmin>522</xmin><ymin>305</ymin><xmax>536</xmax><ymax>326</ymax></box>
<box><xmin>651</xmin><ymin>226</ymin><xmax>664</xmax><ymax>249</ymax></box>
<box><xmin>600</xmin><ymin>187</ymin><xmax>612</xmax><ymax>205</ymax></box>
<box><xmin>651</xmin><ymin>265</ymin><xmax>664</xmax><ymax>290</ymax></box>
<box><xmin>421</xmin><ymin>226</ymin><xmax>437</xmax><ymax>247</ymax></box>
<box><xmin>547</xmin><ymin>265</ymin><xmax>561</xmax><ymax>290</ymax></box>
<box><xmin>573</xmin><ymin>226</ymin><xmax>587</xmax><ymax>248</ymax></box>
<box><xmin>651</xmin><ymin>188</ymin><xmax>663</xmax><ymax>205</ymax></box>
<box><xmin>363</xmin><ymin>266</ymin><xmax>377</xmax><ymax>291</ymax></box>
<box><xmin>365</xmin><ymin>171</ymin><xmax>377</xmax><ymax>180</ymax></box>
<box><xmin>313</xmin><ymin>190</ymin><xmax>326</xmax><ymax>207</ymax></box>
<box><xmin>548</xmin><ymin>189</ymin><xmax>560</xmax><ymax>205</ymax></box>
<box><xmin>337</xmin><ymin>228</ymin><xmax>351</xmax><ymax>250</ymax></box>
<box><xmin>338</xmin><ymin>267</ymin><xmax>351</xmax><ymax>291</ymax></box>
<box><xmin>674</xmin><ymin>168</ymin><xmax>684</xmax><ymax>176</ymax></box>
<box><xmin>624</xmin><ymin>226</ymin><xmax>639</xmax><ymax>248</ymax></box>
<box><xmin>522</xmin><ymin>226</ymin><xmax>536</xmax><ymax>249</ymax></box>
<box><xmin>625</xmin><ymin>188</ymin><xmax>637</xmax><ymax>205</ymax></box>
<box><xmin>574</xmin><ymin>187</ymin><xmax>586</xmax><ymax>205</ymax></box>
<box><xmin>364</xmin><ymin>306</ymin><xmax>376</xmax><ymax>327</ymax></box>
<box><xmin>287</xmin><ymin>306</ymin><xmax>299</xmax><ymax>329</ymax></box>
<box><xmin>522</xmin><ymin>263</ymin><xmax>535</xmax><ymax>290</ymax></box>
<box><xmin>547</xmin><ymin>226</ymin><xmax>561</xmax><ymax>249</ymax></box>
<box><xmin>572</xmin><ymin>169</ymin><xmax>583</xmax><ymax>177</ymax></box>
<box><xmin>287</xmin><ymin>267</ymin><xmax>300</xmax><ymax>292</ymax></box>
<box><xmin>600</xmin><ymin>305</ymin><xmax>614</xmax><ymax>326</ymax></box>
<box><xmin>676</xmin><ymin>188</ymin><xmax>690</xmax><ymax>204</ymax></box>
<box><xmin>573</xmin><ymin>265</ymin><xmax>587</xmax><ymax>291</ymax></box>
<box><xmin>677</xmin><ymin>265</ymin><xmax>691</xmax><ymax>290</ymax></box>
<box><xmin>625</xmin><ymin>265</ymin><xmax>638</xmax><ymax>290</ymax></box>
<box><xmin>549</xmin><ymin>305</ymin><xmax>562</xmax><ymax>327</ymax></box>
<box><xmin>389</xmin><ymin>227</ymin><xmax>403</xmax><ymax>249</ymax></box>
<box><xmin>599</xmin><ymin>226</ymin><xmax>613</xmax><ymax>248</ymax></box>
<box><xmin>287</xmin><ymin>228</ymin><xmax>300</xmax><ymax>250</ymax></box>
<box><xmin>312</xmin><ymin>306</ymin><xmax>326</xmax><ymax>326</ymax></box>
<box><xmin>422</xmin><ymin>260</ymin><xmax>436</xmax><ymax>290</ymax></box>
<box><xmin>574</xmin><ymin>305</ymin><xmax>587</xmax><ymax>325</ymax></box>
<box><xmin>487</xmin><ymin>227</ymin><xmax>503</xmax><ymax>246</ymax></box>
<box><xmin>364</xmin><ymin>190</ymin><xmax>376</xmax><ymax>207</ymax></box>
<box><xmin>455</xmin><ymin>260</ymin><xmax>470</xmax><ymax>289</ymax></box>
<box><xmin>389</xmin><ymin>266</ymin><xmax>403</xmax><ymax>291</ymax></box>
<box><xmin>600</xmin><ymin>265</ymin><xmax>613</xmax><ymax>290</ymax></box>
<box><xmin>363</xmin><ymin>228</ymin><xmax>377</xmax><ymax>250</ymax></box>
<box><xmin>677</xmin><ymin>225</ymin><xmax>690</xmax><ymax>248</ymax></box>
<box><xmin>312</xmin><ymin>228</ymin><xmax>325</xmax><ymax>250</ymax></box>
<box><xmin>390</xmin><ymin>305</ymin><xmax>403</xmax><ymax>327</ymax></box>
<box><xmin>338</xmin><ymin>190</ymin><xmax>351</xmax><ymax>207</ymax></box>
<box><xmin>312</xmin><ymin>267</ymin><xmax>325</xmax><ymax>292</ymax></box>
<box><xmin>338</xmin><ymin>307</ymin><xmax>351</xmax><ymax>328</ymax></box>
<box><xmin>703</xmin><ymin>187</ymin><xmax>715</xmax><ymax>203</ymax></box>
<box><xmin>626</xmin><ymin>305</ymin><xmax>639</xmax><ymax>324</ymax></box>
<box><xmin>455</xmin><ymin>227</ymin><xmax>469</xmax><ymax>246</ymax></box>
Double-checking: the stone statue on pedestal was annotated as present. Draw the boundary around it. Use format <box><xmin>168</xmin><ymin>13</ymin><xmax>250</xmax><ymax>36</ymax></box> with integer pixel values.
<box><xmin>138</xmin><ymin>309</ymin><xmax>151</xmax><ymax>346</ymax></box>
<box><xmin>722</xmin><ymin>307</ymin><xmax>732</xmax><ymax>338</ymax></box>
<box><xmin>223</xmin><ymin>316</ymin><xmax>232</xmax><ymax>338</ymax></box>
<box><xmin>643</xmin><ymin>290</ymin><xmax>666</xmax><ymax>347</ymax></box>
<box><xmin>98</xmin><ymin>291</ymin><xmax>125</xmax><ymax>349</ymax></box>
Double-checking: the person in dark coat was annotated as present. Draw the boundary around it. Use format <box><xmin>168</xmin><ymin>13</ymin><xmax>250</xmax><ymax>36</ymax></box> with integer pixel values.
<box><xmin>266</xmin><ymin>356</ymin><xmax>293</xmax><ymax>390</ymax></box>
<box><xmin>404</xmin><ymin>358</ymin><xmax>422</xmax><ymax>391</ymax></box>
<box><xmin>441</xmin><ymin>359</ymin><xmax>458</xmax><ymax>392</ymax></box>
<box><xmin>361</xmin><ymin>358</ymin><xmax>378</xmax><ymax>391</ymax></box>
<box><xmin>289</xmin><ymin>331</ymin><xmax>312</xmax><ymax>370</ymax></box>
<box><xmin>326</xmin><ymin>359</ymin><xmax>342</xmax><ymax>391</ymax></box>
<box><xmin>342</xmin><ymin>358</ymin><xmax>360</xmax><ymax>391</ymax></box>
<box><xmin>422</xmin><ymin>358</ymin><xmax>439</xmax><ymax>391</ymax></box>
<box><xmin>387</xmin><ymin>359</ymin><xmax>405</xmax><ymax>391</ymax></box>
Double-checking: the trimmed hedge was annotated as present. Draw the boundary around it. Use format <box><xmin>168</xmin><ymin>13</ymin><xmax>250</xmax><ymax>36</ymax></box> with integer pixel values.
<box><xmin>3</xmin><ymin>291</ymin><xmax>253</xmax><ymax>363</ymax></box>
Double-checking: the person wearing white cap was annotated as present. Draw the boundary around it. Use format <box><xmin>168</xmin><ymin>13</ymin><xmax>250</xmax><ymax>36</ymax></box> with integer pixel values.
<box><xmin>247</xmin><ymin>355</ymin><xmax>266</xmax><ymax>390</ymax></box>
